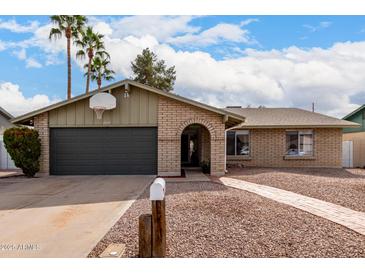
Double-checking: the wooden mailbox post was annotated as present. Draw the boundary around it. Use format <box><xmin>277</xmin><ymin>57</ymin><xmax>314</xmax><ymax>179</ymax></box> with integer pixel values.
<box><xmin>139</xmin><ymin>177</ymin><xmax>166</xmax><ymax>258</ymax></box>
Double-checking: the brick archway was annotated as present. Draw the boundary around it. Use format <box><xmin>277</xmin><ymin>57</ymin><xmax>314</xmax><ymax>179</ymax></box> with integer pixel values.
<box><xmin>176</xmin><ymin>118</ymin><xmax>216</xmax><ymax>140</ymax></box>
<box><xmin>178</xmin><ymin>119</ymin><xmax>214</xmax><ymax>173</ymax></box>
<box><xmin>157</xmin><ymin>96</ymin><xmax>226</xmax><ymax>177</ymax></box>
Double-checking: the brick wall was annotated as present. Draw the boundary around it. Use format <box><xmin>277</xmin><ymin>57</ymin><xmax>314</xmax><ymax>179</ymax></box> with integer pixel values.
<box><xmin>34</xmin><ymin>112</ymin><xmax>49</xmax><ymax>174</ymax></box>
<box><xmin>157</xmin><ymin>96</ymin><xmax>226</xmax><ymax>176</ymax></box>
<box><xmin>201</xmin><ymin>127</ymin><xmax>210</xmax><ymax>162</ymax></box>
<box><xmin>227</xmin><ymin>128</ymin><xmax>342</xmax><ymax>168</ymax></box>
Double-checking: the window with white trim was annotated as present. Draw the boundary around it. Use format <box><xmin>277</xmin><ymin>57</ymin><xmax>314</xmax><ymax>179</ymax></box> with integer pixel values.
<box><xmin>226</xmin><ymin>130</ymin><xmax>250</xmax><ymax>156</ymax></box>
<box><xmin>286</xmin><ymin>130</ymin><xmax>313</xmax><ymax>156</ymax></box>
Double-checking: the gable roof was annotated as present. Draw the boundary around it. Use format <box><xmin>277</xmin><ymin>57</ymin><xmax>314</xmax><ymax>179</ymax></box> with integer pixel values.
<box><xmin>11</xmin><ymin>79</ymin><xmax>245</xmax><ymax>126</ymax></box>
<box><xmin>224</xmin><ymin>107</ymin><xmax>359</xmax><ymax>128</ymax></box>
<box><xmin>342</xmin><ymin>104</ymin><xmax>365</xmax><ymax>120</ymax></box>
<box><xmin>0</xmin><ymin>106</ymin><xmax>13</xmax><ymax>120</ymax></box>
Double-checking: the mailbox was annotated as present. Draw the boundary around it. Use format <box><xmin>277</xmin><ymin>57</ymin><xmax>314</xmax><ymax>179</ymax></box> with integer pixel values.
<box><xmin>150</xmin><ymin>177</ymin><xmax>166</xmax><ymax>201</ymax></box>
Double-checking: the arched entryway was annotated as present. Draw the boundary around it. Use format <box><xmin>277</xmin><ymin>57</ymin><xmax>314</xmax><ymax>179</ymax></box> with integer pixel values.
<box><xmin>181</xmin><ymin>124</ymin><xmax>211</xmax><ymax>173</ymax></box>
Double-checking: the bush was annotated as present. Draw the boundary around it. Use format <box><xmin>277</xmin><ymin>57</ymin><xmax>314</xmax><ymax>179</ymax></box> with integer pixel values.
<box><xmin>200</xmin><ymin>160</ymin><xmax>210</xmax><ymax>174</ymax></box>
<box><xmin>3</xmin><ymin>127</ymin><xmax>41</xmax><ymax>177</ymax></box>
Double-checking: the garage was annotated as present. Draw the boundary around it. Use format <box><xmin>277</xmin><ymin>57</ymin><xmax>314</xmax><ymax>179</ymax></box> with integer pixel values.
<box><xmin>11</xmin><ymin>80</ymin><xmax>245</xmax><ymax>176</ymax></box>
<box><xmin>50</xmin><ymin>127</ymin><xmax>157</xmax><ymax>175</ymax></box>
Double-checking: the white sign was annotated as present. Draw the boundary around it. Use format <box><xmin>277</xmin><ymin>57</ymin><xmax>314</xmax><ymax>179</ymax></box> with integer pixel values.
<box><xmin>150</xmin><ymin>177</ymin><xmax>166</xmax><ymax>201</ymax></box>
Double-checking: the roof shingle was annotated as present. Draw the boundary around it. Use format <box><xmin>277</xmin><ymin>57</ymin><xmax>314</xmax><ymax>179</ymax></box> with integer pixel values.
<box><xmin>224</xmin><ymin>107</ymin><xmax>359</xmax><ymax>128</ymax></box>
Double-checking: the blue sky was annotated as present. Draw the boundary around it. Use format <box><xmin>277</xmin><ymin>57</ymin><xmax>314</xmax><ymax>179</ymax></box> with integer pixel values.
<box><xmin>1</xmin><ymin>15</ymin><xmax>365</xmax><ymax>117</ymax></box>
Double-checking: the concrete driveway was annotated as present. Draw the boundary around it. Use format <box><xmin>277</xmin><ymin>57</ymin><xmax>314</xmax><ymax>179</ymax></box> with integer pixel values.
<box><xmin>0</xmin><ymin>175</ymin><xmax>154</xmax><ymax>258</ymax></box>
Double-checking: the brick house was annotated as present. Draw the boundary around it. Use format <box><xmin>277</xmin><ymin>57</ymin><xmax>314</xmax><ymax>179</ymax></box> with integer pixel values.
<box><xmin>11</xmin><ymin>80</ymin><xmax>358</xmax><ymax>176</ymax></box>
<box><xmin>224</xmin><ymin>107</ymin><xmax>358</xmax><ymax>168</ymax></box>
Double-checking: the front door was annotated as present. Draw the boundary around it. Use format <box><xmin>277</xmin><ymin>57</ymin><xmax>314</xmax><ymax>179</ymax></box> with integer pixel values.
<box><xmin>181</xmin><ymin>131</ymin><xmax>199</xmax><ymax>167</ymax></box>
<box><xmin>181</xmin><ymin>133</ymin><xmax>189</xmax><ymax>164</ymax></box>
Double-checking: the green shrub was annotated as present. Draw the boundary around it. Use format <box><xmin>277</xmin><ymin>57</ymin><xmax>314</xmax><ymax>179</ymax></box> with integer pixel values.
<box><xmin>3</xmin><ymin>127</ymin><xmax>41</xmax><ymax>177</ymax></box>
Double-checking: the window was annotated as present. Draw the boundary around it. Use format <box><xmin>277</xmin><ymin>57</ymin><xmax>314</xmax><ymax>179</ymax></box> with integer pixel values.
<box><xmin>286</xmin><ymin>130</ymin><xmax>313</xmax><ymax>156</ymax></box>
<box><xmin>227</xmin><ymin>130</ymin><xmax>250</xmax><ymax>156</ymax></box>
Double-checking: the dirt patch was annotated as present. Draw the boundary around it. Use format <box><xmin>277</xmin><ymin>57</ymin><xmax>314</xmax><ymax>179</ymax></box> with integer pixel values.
<box><xmin>88</xmin><ymin>181</ymin><xmax>365</xmax><ymax>258</ymax></box>
<box><xmin>227</xmin><ymin>167</ymin><xmax>365</xmax><ymax>212</ymax></box>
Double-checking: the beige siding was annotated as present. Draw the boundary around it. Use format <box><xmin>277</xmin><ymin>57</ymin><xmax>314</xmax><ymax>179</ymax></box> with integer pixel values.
<box><xmin>343</xmin><ymin>131</ymin><xmax>365</xmax><ymax>168</ymax></box>
<box><xmin>75</xmin><ymin>100</ymin><xmax>85</xmax><ymax>125</ymax></box>
<box><xmin>49</xmin><ymin>86</ymin><xmax>158</xmax><ymax>127</ymax></box>
<box><xmin>148</xmin><ymin>95</ymin><xmax>158</xmax><ymax>124</ymax></box>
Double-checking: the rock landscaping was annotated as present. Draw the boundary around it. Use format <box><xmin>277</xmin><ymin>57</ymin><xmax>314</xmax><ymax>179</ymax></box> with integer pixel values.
<box><xmin>89</xmin><ymin>181</ymin><xmax>365</xmax><ymax>258</ymax></box>
<box><xmin>228</xmin><ymin>167</ymin><xmax>365</xmax><ymax>212</ymax></box>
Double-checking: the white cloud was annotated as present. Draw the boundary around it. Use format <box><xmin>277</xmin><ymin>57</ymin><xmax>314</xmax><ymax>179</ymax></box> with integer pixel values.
<box><xmin>0</xmin><ymin>19</ymin><xmax>39</xmax><ymax>33</ymax></box>
<box><xmin>0</xmin><ymin>40</ymin><xmax>7</xmax><ymax>51</ymax></box>
<box><xmin>92</xmin><ymin>21</ymin><xmax>113</xmax><ymax>36</ymax></box>
<box><xmin>27</xmin><ymin>23</ymin><xmax>65</xmax><ymax>54</ymax></box>
<box><xmin>93</xmin><ymin>35</ymin><xmax>365</xmax><ymax>118</ymax></box>
<box><xmin>101</xmin><ymin>16</ymin><xmax>200</xmax><ymax>42</ymax></box>
<box><xmin>1</xmin><ymin>16</ymin><xmax>363</xmax><ymax>118</ymax></box>
<box><xmin>240</xmin><ymin>18</ymin><xmax>259</xmax><ymax>27</ymax></box>
<box><xmin>12</xmin><ymin>48</ymin><xmax>26</xmax><ymax>60</ymax></box>
<box><xmin>10</xmin><ymin>22</ymin><xmax>70</xmax><ymax>67</ymax></box>
<box><xmin>0</xmin><ymin>82</ymin><xmax>59</xmax><ymax>116</ymax></box>
<box><xmin>12</xmin><ymin>48</ymin><xmax>43</xmax><ymax>68</ymax></box>
<box><xmin>25</xmin><ymin>57</ymin><xmax>42</xmax><ymax>68</ymax></box>
<box><xmin>167</xmin><ymin>20</ymin><xmax>258</xmax><ymax>46</ymax></box>
<box><xmin>319</xmin><ymin>21</ymin><xmax>332</xmax><ymax>28</ymax></box>
<box><xmin>303</xmin><ymin>21</ymin><xmax>332</xmax><ymax>32</ymax></box>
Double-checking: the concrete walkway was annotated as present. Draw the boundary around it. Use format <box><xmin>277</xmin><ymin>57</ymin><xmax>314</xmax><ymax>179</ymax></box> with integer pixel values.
<box><xmin>0</xmin><ymin>169</ymin><xmax>22</xmax><ymax>178</ymax></box>
<box><xmin>165</xmin><ymin>169</ymin><xmax>210</xmax><ymax>182</ymax></box>
<box><xmin>220</xmin><ymin>177</ymin><xmax>365</xmax><ymax>236</ymax></box>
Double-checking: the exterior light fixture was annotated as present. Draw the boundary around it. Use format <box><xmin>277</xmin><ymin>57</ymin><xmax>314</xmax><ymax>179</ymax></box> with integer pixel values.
<box><xmin>124</xmin><ymin>83</ymin><xmax>130</xmax><ymax>98</ymax></box>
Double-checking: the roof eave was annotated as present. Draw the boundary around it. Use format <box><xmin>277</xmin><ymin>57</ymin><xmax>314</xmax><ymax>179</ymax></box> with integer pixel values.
<box><xmin>236</xmin><ymin>124</ymin><xmax>360</xmax><ymax>129</ymax></box>
<box><xmin>125</xmin><ymin>80</ymin><xmax>245</xmax><ymax>122</ymax></box>
<box><xmin>11</xmin><ymin>79</ymin><xmax>246</xmax><ymax>125</ymax></box>
<box><xmin>342</xmin><ymin>104</ymin><xmax>365</xmax><ymax>120</ymax></box>
<box><xmin>0</xmin><ymin>107</ymin><xmax>14</xmax><ymax>120</ymax></box>
<box><xmin>11</xmin><ymin>80</ymin><xmax>130</xmax><ymax>124</ymax></box>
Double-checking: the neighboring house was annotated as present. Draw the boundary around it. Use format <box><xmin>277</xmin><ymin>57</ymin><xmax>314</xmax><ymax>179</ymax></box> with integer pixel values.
<box><xmin>0</xmin><ymin>106</ymin><xmax>16</xmax><ymax>169</ymax></box>
<box><xmin>342</xmin><ymin>105</ymin><xmax>365</xmax><ymax>168</ymax></box>
<box><xmin>11</xmin><ymin>79</ymin><xmax>358</xmax><ymax>176</ymax></box>
<box><xmin>224</xmin><ymin>107</ymin><xmax>358</xmax><ymax>168</ymax></box>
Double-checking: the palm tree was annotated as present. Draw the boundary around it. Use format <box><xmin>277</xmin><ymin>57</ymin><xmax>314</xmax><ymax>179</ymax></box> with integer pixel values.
<box><xmin>75</xmin><ymin>26</ymin><xmax>110</xmax><ymax>94</ymax></box>
<box><xmin>49</xmin><ymin>15</ymin><xmax>87</xmax><ymax>99</ymax></box>
<box><xmin>88</xmin><ymin>56</ymin><xmax>115</xmax><ymax>92</ymax></box>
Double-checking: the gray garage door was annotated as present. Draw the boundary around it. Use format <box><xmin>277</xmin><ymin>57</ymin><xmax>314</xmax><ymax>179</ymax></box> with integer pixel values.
<box><xmin>50</xmin><ymin>127</ymin><xmax>157</xmax><ymax>175</ymax></box>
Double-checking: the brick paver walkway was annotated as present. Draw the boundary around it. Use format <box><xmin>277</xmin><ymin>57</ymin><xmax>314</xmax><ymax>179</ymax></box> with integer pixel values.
<box><xmin>220</xmin><ymin>177</ymin><xmax>365</xmax><ymax>236</ymax></box>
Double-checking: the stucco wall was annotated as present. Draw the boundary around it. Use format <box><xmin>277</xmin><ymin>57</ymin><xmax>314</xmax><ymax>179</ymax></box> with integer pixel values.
<box><xmin>227</xmin><ymin>128</ymin><xmax>342</xmax><ymax>168</ymax></box>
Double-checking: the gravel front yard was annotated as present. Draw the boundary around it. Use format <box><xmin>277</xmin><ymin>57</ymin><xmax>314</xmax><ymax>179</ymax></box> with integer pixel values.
<box><xmin>227</xmin><ymin>168</ymin><xmax>365</xmax><ymax>212</ymax></box>
<box><xmin>89</xmin><ymin>181</ymin><xmax>365</xmax><ymax>258</ymax></box>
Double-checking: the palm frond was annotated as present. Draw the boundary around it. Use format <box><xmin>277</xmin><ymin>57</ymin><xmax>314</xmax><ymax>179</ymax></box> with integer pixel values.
<box><xmin>49</xmin><ymin>28</ymin><xmax>63</xmax><ymax>40</ymax></box>
<box><xmin>76</xmin><ymin>49</ymin><xmax>86</xmax><ymax>59</ymax></box>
